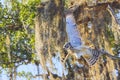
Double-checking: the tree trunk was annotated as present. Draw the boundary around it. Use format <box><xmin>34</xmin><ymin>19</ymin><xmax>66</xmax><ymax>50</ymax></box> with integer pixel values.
<box><xmin>35</xmin><ymin>0</ymin><xmax>120</xmax><ymax>80</ymax></box>
<box><xmin>35</xmin><ymin>0</ymin><xmax>65</xmax><ymax>79</ymax></box>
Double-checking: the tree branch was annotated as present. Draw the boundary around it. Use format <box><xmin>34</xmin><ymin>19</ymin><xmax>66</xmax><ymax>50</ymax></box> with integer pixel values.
<box><xmin>102</xmin><ymin>51</ymin><xmax>120</xmax><ymax>60</ymax></box>
<box><xmin>107</xmin><ymin>5</ymin><xmax>120</xmax><ymax>25</ymax></box>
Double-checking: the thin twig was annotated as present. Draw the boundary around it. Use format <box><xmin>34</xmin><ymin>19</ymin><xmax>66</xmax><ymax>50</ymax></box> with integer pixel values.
<box><xmin>63</xmin><ymin>51</ymin><xmax>70</xmax><ymax>64</ymax></box>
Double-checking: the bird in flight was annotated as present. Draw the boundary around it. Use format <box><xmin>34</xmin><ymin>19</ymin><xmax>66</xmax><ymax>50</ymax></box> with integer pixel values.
<box><xmin>63</xmin><ymin>13</ymin><xmax>101</xmax><ymax>66</ymax></box>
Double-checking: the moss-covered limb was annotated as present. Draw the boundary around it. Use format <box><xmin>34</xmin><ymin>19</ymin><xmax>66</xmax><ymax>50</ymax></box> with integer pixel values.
<box><xmin>35</xmin><ymin>0</ymin><xmax>66</xmax><ymax>80</ymax></box>
<box><xmin>35</xmin><ymin>0</ymin><xmax>120</xmax><ymax>80</ymax></box>
<box><xmin>66</xmin><ymin>0</ymin><xmax>120</xmax><ymax>9</ymax></box>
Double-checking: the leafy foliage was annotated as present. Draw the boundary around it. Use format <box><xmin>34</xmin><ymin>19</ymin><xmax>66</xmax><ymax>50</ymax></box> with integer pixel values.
<box><xmin>0</xmin><ymin>0</ymin><xmax>39</xmax><ymax>69</ymax></box>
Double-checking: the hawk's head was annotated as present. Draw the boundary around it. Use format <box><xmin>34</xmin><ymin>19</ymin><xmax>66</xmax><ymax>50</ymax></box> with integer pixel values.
<box><xmin>63</xmin><ymin>42</ymin><xmax>73</xmax><ymax>50</ymax></box>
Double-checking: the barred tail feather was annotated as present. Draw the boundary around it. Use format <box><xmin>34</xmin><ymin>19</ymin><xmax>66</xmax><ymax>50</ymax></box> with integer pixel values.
<box><xmin>86</xmin><ymin>49</ymin><xmax>101</xmax><ymax>66</ymax></box>
<box><xmin>88</xmin><ymin>56</ymin><xmax>98</xmax><ymax>66</ymax></box>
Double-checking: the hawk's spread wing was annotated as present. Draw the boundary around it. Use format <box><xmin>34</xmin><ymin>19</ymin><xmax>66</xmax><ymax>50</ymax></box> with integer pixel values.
<box><xmin>66</xmin><ymin>14</ymin><xmax>82</xmax><ymax>48</ymax></box>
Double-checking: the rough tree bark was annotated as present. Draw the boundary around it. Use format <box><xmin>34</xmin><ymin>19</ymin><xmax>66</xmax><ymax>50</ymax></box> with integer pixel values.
<box><xmin>35</xmin><ymin>0</ymin><xmax>120</xmax><ymax>80</ymax></box>
<box><xmin>69</xmin><ymin>1</ymin><xmax>120</xmax><ymax>79</ymax></box>
<box><xmin>35</xmin><ymin>0</ymin><xmax>65</xmax><ymax>80</ymax></box>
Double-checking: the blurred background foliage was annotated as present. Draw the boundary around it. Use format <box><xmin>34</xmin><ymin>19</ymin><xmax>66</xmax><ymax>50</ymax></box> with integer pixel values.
<box><xmin>0</xmin><ymin>0</ymin><xmax>40</xmax><ymax>73</ymax></box>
